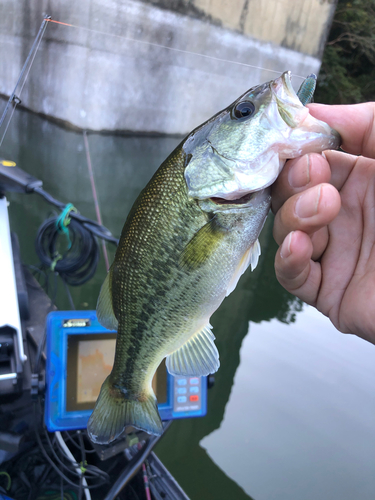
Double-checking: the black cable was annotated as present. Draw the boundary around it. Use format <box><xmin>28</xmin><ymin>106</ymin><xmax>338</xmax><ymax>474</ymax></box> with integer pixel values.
<box><xmin>48</xmin><ymin>430</ymin><xmax>109</xmax><ymax>484</ymax></box>
<box><xmin>33</xmin><ymin>295</ymin><xmax>56</xmax><ymax>374</ymax></box>
<box><xmin>51</xmin><ymin>269</ymin><xmax>59</xmax><ymax>304</ymax></box>
<box><xmin>78</xmin><ymin>473</ymin><xmax>82</xmax><ymax>500</ymax></box>
<box><xmin>35</xmin><ymin>216</ymin><xmax>100</xmax><ymax>287</ymax></box>
<box><xmin>103</xmin><ymin>421</ymin><xmax>172</xmax><ymax>500</ymax></box>
<box><xmin>31</xmin><ymin>183</ymin><xmax>119</xmax><ymax>288</ymax></box>
<box><xmin>62</xmin><ymin>279</ymin><xmax>75</xmax><ymax>310</ymax></box>
<box><xmin>33</xmin><ymin>186</ymin><xmax>119</xmax><ymax>245</ymax></box>
<box><xmin>33</xmin><ymin>422</ymin><xmax>80</xmax><ymax>491</ymax></box>
<box><xmin>33</xmin><ymin>402</ymin><xmax>108</xmax><ymax>491</ymax></box>
<box><xmin>26</xmin><ymin>264</ymin><xmax>49</xmax><ymax>290</ymax></box>
<box><xmin>31</xmin><ymin>183</ymin><xmax>119</xmax><ymax>292</ymax></box>
<box><xmin>42</xmin><ymin>426</ymin><xmax>84</xmax><ymax>481</ymax></box>
<box><xmin>51</xmin><ymin>433</ymin><xmax>109</xmax><ymax>483</ymax></box>
<box><xmin>34</xmin><ymin>325</ymin><xmax>47</xmax><ymax>375</ymax></box>
<box><xmin>60</xmin><ymin>474</ymin><xmax>64</xmax><ymax>500</ymax></box>
<box><xmin>63</xmin><ymin>432</ymin><xmax>96</xmax><ymax>454</ymax></box>
<box><xmin>77</xmin><ymin>431</ymin><xmax>85</xmax><ymax>500</ymax></box>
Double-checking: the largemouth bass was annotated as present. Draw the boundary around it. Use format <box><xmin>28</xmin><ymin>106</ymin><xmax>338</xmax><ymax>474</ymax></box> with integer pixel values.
<box><xmin>87</xmin><ymin>71</ymin><xmax>340</xmax><ymax>444</ymax></box>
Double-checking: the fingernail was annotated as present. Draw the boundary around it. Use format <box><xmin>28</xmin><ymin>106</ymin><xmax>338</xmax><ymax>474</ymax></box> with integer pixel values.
<box><xmin>321</xmin><ymin>151</ymin><xmax>326</xmax><ymax>160</ymax></box>
<box><xmin>295</xmin><ymin>185</ymin><xmax>322</xmax><ymax>218</ymax></box>
<box><xmin>280</xmin><ymin>232</ymin><xmax>294</xmax><ymax>259</ymax></box>
<box><xmin>288</xmin><ymin>154</ymin><xmax>310</xmax><ymax>188</ymax></box>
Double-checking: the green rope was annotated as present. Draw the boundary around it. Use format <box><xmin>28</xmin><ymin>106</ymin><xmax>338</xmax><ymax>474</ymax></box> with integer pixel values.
<box><xmin>0</xmin><ymin>471</ymin><xmax>11</xmax><ymax>490</ymax></box>
<box><xmin>80</xmin><ymin>460</ymin><xmax>87</xmax><ymax>474</ymax></box>
<box><xmin>50</xmin><ymin>253</ymin><xmax>62</xmax><ymax>271</ymax></box>
<box><xmin>55</xmin><ymin>203</ymin><xmax>77</xmax><ymax>250</ymax></box>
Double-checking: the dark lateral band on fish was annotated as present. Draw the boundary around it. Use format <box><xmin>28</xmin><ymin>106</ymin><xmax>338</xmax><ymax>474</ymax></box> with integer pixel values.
<box><xmin>87</xmin><ymin>71</ymin><xmax>341</xmax><ymax>444</ymax></box>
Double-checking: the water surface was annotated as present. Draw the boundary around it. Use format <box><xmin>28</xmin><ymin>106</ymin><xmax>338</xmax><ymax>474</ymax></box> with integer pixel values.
<box><xmin>2</xmin><ymin>107</ymin><xmax>374</xmax><ymax>500</ymax></box>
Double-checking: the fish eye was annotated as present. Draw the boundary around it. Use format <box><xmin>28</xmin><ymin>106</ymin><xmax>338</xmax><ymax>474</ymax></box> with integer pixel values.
<box><xmin>233</xmin><ymin>101</ymin><xmax>255</xmax><ymax>120</ymax></box>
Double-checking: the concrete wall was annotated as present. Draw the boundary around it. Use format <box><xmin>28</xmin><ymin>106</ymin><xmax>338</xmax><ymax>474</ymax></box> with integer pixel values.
<box><xmin>0</xmin><ymin>0</ymin><xmax>335</xmax><ymax>135</ymax></box>
<box><xmin>144</xmin><ymin>0</ymin><xmax>337</xmax><ymax>58</ymax></box>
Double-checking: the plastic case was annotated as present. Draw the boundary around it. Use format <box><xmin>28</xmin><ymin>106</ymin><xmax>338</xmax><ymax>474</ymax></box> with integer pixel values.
<box><xmin>45</xmin><ymin>310</ymin><xmax>207</xmax><ymax>432</ymax></box>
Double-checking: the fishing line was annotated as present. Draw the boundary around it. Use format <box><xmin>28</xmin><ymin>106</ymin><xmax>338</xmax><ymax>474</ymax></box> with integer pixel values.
<box><xmin>83</xmin><ymin>131</ymin><xmax>110</xmax><ymax>272</ymax></box>
<box><xmin>0</xmin><ymin>13</ymin><xmax>309</xmax><ymax>152</ymax></box>
<box><xmin>44</xmin><ymin>17</ymin><xmax>306</xmax><ymax>80</ymax></box>
<box><xmin>0</xmin><ymin>13</ymin><xmax>309</xmax><ymax>150</ymax></box>
<box><xmin>0</xmin><ymin>17</ymin><xmax>49</xmax><ymax>149</ymax></box>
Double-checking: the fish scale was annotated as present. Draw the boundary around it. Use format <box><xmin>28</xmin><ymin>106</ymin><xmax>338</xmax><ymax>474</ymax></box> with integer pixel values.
<box><xmin>87</xmin><ymin>71</ymin><xmax>340</xmax><ymax>444</ymax></box>
<box><xmin>111</xmin><ymin>148</ymin><xmax>206</xmax><ymax>381</ymax></box>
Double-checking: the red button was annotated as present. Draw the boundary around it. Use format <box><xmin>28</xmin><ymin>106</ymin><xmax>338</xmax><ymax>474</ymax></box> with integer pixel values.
<box><xmin>190</xmin><ymin>395</ymin><xmax>199</xmax><ymax>402</ymax></box>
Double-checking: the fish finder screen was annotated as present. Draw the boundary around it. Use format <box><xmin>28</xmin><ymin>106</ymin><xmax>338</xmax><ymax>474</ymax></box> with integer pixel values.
<box><xmin>66</xmin><ymin>334</ymin><xmax>167</xmax><ymax>412</ymax></box>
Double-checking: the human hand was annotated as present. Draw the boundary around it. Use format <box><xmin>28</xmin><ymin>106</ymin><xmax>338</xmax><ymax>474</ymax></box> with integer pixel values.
<box><xmin>272</xmin><ymin>102</ymin><xmax>375</xmax><ymax>344</ymax></box>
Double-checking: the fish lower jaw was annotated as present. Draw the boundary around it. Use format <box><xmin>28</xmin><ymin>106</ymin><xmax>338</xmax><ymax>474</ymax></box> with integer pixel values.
<box><xmin>210</xmin><ymin>191</ymin><xmax>255</xmax><ymax>205</ymax></box>
<box><xmin>209</xmin><ymin>185</ymin><xmax>272</xmax><ymax>207</ymax></box>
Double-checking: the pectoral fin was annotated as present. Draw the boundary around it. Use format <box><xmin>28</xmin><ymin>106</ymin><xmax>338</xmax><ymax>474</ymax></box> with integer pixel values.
<box><xmin>166</xmin><ymin>324</ymin><xmax>220</xmax><ymax>377</ymax></box>
<box><xmin>226</xmin><ymin>239</ymin><xmax>261</xmax><ymax>297</ymax></box>
<box><xmin>96</xmin><ymin>267</ymin><xmax>118</xmax><ymax>331</ymax></box>
<box><xmin>180</xmin><ymin>217</ymin><xmax>225</xmax><ymax>271</ymax></box>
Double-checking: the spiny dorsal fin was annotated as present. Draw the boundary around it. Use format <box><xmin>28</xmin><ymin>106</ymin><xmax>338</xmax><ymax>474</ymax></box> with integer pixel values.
<box><xmin>96</xmin><ymin>267</ymin><xmax>118</xmax><ymax>331</ymax></box>
<box><xmin>179</xmin><ymin>217</ymin><xmax>225</xmax><ymax>271</ymax></box>
<box><xmin>166</xmin><ymin>324</ymin><xmax>220</xmax><ymax>377</ymax></box>
<box><xmin>226</xmin><ymin>239</ymin><xmax>261</xmax><ymax>297</ymax></box>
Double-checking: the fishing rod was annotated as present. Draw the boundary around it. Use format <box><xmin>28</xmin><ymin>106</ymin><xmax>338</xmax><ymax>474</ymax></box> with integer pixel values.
<box><xmin>0</xmin><ymin>13</ymin><xmax>314</xmax><ymax>151</ymax></box>
<box><xmin>0</xmin><ymin>14</ymin><xmax>315</xmax><ymax>288</ymax></box>
<box><xmin>0</xmin><ymin>17</ymin><xmax>50</xmax><ymax>149</ymax></box>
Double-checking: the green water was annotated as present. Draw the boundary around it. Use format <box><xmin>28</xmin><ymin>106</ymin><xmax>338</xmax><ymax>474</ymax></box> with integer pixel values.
<box><xmin>1</xmin><ymin>107</ymin><xmax>374</xmax><ymax>500</ymax></box>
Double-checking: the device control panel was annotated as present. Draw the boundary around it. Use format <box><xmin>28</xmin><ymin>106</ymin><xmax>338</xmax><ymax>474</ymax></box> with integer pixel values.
<box><xmin>173</xmin><ymin>376</ymin><xmax>202</xmax><ymax>413</ymax></box>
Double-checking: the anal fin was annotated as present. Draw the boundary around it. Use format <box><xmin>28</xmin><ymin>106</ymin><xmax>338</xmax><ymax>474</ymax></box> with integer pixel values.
<box><xmin>166</xmin><ymin>324</ymin><xmax>220</xmax><ymax>377</ymax></box>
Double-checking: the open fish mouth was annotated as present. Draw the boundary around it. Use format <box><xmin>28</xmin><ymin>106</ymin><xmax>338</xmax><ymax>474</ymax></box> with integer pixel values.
<box><xmin>210</xmin><ymin>192</ymin><xmax>255</xmax><ymax>205</ymax></box>
<box><xmin>273</xmin><ymin>70</ymin><xmax>296</xmax><ymax>98</ymax></box>
<box><xmin>184</xmin><ymin>70</ymin><xmax>341</xmax><ymax>203</ymax></box>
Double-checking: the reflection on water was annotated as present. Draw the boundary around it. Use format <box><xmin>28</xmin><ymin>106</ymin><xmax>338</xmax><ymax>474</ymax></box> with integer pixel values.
<box><xmin>201</xmin><ymin>307</ymin><xmax>375</xmax><ymax>500</ymax></box>
<box><xmin>2</xmin><ymin>106</ymin><xmax>374</xmax><ymax>500</ymax></box>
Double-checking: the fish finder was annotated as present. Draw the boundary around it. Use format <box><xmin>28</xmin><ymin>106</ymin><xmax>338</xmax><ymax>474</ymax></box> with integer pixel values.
<box><xmin>45</xmin><ymin>310</ymin><xmax>207</xmax><ymax>432</ymax></box>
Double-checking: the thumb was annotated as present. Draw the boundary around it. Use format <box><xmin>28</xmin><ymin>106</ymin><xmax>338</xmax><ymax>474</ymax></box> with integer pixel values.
<box><xmin>308</xmin><ymin>103</ymin><xmax>375</xmax><ymax>159</ymax></box>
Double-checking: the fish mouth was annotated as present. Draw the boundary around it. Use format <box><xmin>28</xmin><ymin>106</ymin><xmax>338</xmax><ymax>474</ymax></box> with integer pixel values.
<box><xmin>280</xmin><ymin>71</ymin><xmax>295</xmax><ymax>97</ymax></box>
<box><xmin>210</xmin><ymin>191</ymin><xmax>255</xmax><ymax>205</ymax></box>
<box><xmin>272</xmin><ymin>71</ymin><xmax>296</xmax><ymax>99</ymax></box>
<box><xmin>273</xmin><ymin>71</ymin><xmax>341</xmax><ymax>149</ymax></box>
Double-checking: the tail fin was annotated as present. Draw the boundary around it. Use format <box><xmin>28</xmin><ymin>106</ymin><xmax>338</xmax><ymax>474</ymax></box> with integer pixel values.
<box><xmin>87</xmin><ymin>376</ymin><xmax>163</xmax><ymax>444</ymax></box>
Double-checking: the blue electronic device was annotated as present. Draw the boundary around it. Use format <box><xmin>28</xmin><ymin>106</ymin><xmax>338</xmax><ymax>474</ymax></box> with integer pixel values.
<box><xmin>45</xmin><ymin>310</ymin><xmax>207</xmax><ymax>432</ymax></box>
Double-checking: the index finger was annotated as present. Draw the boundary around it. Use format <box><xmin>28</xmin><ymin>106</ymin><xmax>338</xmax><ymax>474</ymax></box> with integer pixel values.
<box><xmin>308</xmin><ymin>102</ymin><xmax>375</xmax><ymax>159</ymax></box>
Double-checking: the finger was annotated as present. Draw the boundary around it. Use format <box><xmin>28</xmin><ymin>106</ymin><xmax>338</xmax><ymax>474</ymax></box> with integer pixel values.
<box><xmin>275</xmin><ymin>230</ymin><xmax>321</xmax><ymax>306</ymax></box>
<box><xmin>273</xmin><ymin>183</ymin><xmax>341</xmax><ymax>245</ymax></box>
<box><xmin>308</xmin><ymin>102</ymin><xmax>375</xmax><ymax>159</ymax></box>
<box><xmin>271</xmin><ymin>153</ymin><xmax>331</xmax><ymax>213</ymax></box>
<box><xmin>311</xmin><ymin>226</ymin><xmax>329</xmax><ymax>261</ymax></box>
<box><xmin>324</xmin><ymin>149</ymin><xmax>373</xmax><ymax>192</ymax></box>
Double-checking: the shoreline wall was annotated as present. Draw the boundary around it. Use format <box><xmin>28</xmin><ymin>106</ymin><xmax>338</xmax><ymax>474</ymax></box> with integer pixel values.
<box><xmin>0</xmin><ymin>0</ymin><xmax>336</xmax><ymax>135</ymax></box>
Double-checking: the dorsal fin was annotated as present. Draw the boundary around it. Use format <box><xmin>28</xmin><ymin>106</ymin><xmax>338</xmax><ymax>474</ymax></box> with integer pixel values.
<box><xmin>166</xmin><ymin>323</ymin><xmax>219</xmax><ymax>377</ymax></box>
